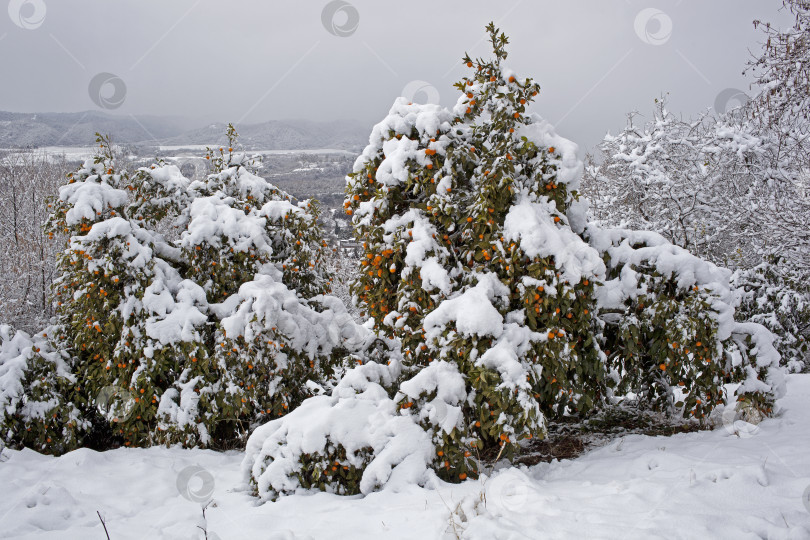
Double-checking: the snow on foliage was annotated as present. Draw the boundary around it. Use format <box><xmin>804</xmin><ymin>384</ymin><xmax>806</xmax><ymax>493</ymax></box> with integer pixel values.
<box><xmin>586</xmin><ymin>226</ymin><xmax>785</xmax><ymax>417</ymax></box>
<box><xmin>243</xmin><ymin>355</ymin><xmax>441</xmax><ymax>500</ymax></box>
<box><xmin>0</xmin><ymin>24</ymin><xmax>793</xmax><ymax>509</ymax></box>
<box><xmin>583</xmin><ymin>99</ymin><xmax>809</xmax><ymax>373</ymax></box>
<box><xmin>423</xmin><ymin>273</ymin><xmax>508</xmax><ymax>340</ymax></box>
<box><xmin>503</xmin><ymin>196</ymin><xmax>604</xmax><ymax>284</ymax></box>
<box><xmin>0</xmin><ymin>325</ymin><xmax>86</xmax><ymax>454</ymax></box>
<box><xmin>0</xmin><ymin>127</ymin><xmax>368</xmax><ymax>453</ymax></box>
<box><xmin>343</xmin><ymin>25</ymin><xmax>604</xmax><ymax>483</ymax></box>
<box><xmin>60</xmin><ymin>175</ymin><xmax>129</xmax><ymax>227</ymax></box>
<box><xmin>242</xmin><ymin>24</ymin><xmax>787</xmax><ymax>498</ymax></box>
<box><xmin>733</xmin><ymin>262</ymin><xmax>809</xmax><ymax>373</ymax></box>
<box><xmin>583</xmin><ymin>3</ymin><xmax>810</xmax><ymax>370</ymax></box>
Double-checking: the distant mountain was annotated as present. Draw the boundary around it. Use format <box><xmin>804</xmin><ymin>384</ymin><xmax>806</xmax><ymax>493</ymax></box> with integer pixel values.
<box><xmin>162</xmin><ymin>120</ymin><xmax>370</xmax><ymax>152</ymax></box>
<box><xmin>0</xmin><ymin>111</ymin><xmax>370</xmax><ymax>152</ymax></box>
<box><xmin>0</xmin><ymin>111</ymin><xmax>197</xmax><ymax>148</ymax></box>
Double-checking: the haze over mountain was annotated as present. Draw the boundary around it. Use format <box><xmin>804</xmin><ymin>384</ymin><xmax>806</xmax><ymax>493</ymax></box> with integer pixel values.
<box><xmin>0</xmin><ymin>111</ymin><xmax>369</xmax><ymax>151</ymax></box>
<box><xmin>161</xmin><ymin>119</ymin><xmax>370</xmax><ymax>151</ymax></box>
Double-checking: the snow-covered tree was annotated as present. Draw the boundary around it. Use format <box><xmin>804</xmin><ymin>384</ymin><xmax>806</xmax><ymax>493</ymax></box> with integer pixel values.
<box><xmin>738</xmin><ymin>0</ymin><xmax>810</xmax><ymax>371</ymax></box>
<box><xmin>152</xmin><ymin>126</ymin><xmax>342</xmax><ymax>446</ymax></box>
<box><xmin>747</xmin><ymin>0</ymin><xmax>810</xmax><ymax>167</ymax></box>
<box><xmin>344</xmin><ymin>24</ymin><xmax>605</xmax><ymax>480</ymax></box>
<box><xmin>583</xmin><ymin>1</ymin><xmax>810</xmax><ymax>371</ymax></box>
<box><xmin>242</xmin><ymin>25</ymin><xmax>784</xmax><ymax>498</ymax></box>
<box><xmin>582</xmin><ymin>98</ymin><xmax>763</xmax><ymax>267</ymax></box>
<box><xmin>0</xmin><ymin>127</ymin><xmax>366</xmax><ymax>453</ymax></box>
<box><xmin>586</xmin><ymin>0</ymin><xmax>810</xmax><ymax>273</ymax></box>
<box><xmin>44</xmin><ymin>135</ymin><xmax>209</xmax><ymax>448</ymax></box>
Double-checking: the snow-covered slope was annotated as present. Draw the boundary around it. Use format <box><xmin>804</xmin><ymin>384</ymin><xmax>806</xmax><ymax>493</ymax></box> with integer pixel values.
<box><xmin>1</xmin><ymin>375</ymin><xmax>809</xmax><ymax>539</ymax></box>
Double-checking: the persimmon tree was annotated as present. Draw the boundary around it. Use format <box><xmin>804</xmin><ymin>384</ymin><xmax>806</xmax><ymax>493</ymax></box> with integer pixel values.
<box><xmin>243</xmin><ymin>24</ymin><xmax>785</xmax><ymax>498</ymax></box>
<box><xmin>343</xmin><ymin>24</ymin><xmax>608</xmax><ymax>481</ymax></box>
<box><xmin>1</xmin><ymin>127</ymin><xmax>363</xmax><ymax>453</ymax></box>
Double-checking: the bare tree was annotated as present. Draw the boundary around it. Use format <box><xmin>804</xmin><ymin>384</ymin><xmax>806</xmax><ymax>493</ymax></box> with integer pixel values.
<box><xmin>0</xmin><ymin>151</ymin><xmax>71</xmax><ymax>332</ymax></box>
<box><xmin>743</xmin><ymin>0</ymin><xmax>810</xmax><ymax>273</ymax></box>
<box><xmin>582</xmin><ymin>98</ymin><xmax>761</xmax><ymax>268</ymax></box>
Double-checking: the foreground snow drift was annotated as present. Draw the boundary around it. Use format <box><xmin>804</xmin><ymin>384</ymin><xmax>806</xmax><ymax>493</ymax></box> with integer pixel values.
<box><xmin>1</xmin><ymin>374</ymin><xmax>809</xmax><ymax>539</ymax></box>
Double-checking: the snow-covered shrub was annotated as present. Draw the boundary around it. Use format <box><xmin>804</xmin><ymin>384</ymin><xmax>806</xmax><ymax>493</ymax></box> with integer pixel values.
<box><xmin>5</xmin><ymin>127</ymin><xmax>360</xmax><ymax>453</ymax></box>
<box><xmin>588</xmin><ymin>227</ymin><xmax>785</xmax><ymax>419</ymax></box>
<box><xmin>241</xmin><ymin>23</ymin><xmax>787</xmax><ymax>501</ymax></box>
<box><xmin>242</xmin><ymin>345</ymin><xmax>438</xmax><ymax>500</ymax></box>
<box><xmin>0</xmin><ymin>325</ymin><xmax>86</xmax><ymax>454</ymax></box>
<box><xmin>344</xmin><ymin>25</ymin><xmax>605</xmax><ymax>477</ymax></box>
<box><xmin>151</xmin><ymin>128</ymin><xmax>341</xmax><ymax>447</ymax></box>
<box><xmin>45</xmin><ymin>137</ymin><xmax>210</xmax><ymax>448</ymax></box>
<box><xmin>188</xmin><ymin>125</ymin><xmax>331</xmax><ymax>301</ymax></box>
<box><xmin>732</xmin><ymin>261</ymin><xmax>809</xmax><ymax>373</ymax></box>
<box><xmin>340</xmin><ymin>24</ymin><xmax>788</xmax><ymax>488</ymax></box>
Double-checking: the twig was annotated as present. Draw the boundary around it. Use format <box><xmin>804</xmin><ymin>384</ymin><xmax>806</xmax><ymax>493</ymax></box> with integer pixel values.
<box><xmin>197</xmin><ymin>501</ymin><xmax>213</xmax><ymax>539</ymax></box>
<box><xmin>97</xmin><ymin>511</ymin><xmax>110</xmax><ymax>540</ymax></box>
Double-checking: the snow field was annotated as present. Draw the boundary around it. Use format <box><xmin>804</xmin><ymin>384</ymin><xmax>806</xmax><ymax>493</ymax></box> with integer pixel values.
<box><xmin>1</xmin><ymin>374</ymin><xmax>808</xmax><ymax>539</ymax></box>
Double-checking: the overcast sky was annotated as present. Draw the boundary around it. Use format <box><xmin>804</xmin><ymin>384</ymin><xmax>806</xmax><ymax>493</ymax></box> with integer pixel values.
<box><xmin>0</xmin><ymin>0</ymin><xmax>795</xmax><ymax>151</ymax></box>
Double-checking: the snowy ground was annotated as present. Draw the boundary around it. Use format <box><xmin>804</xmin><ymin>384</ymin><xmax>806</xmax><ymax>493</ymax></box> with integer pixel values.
<box><xmin>1</xmin><ymin>375</ymin><xmax>809</xmax><ymax>540</ymax></box>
